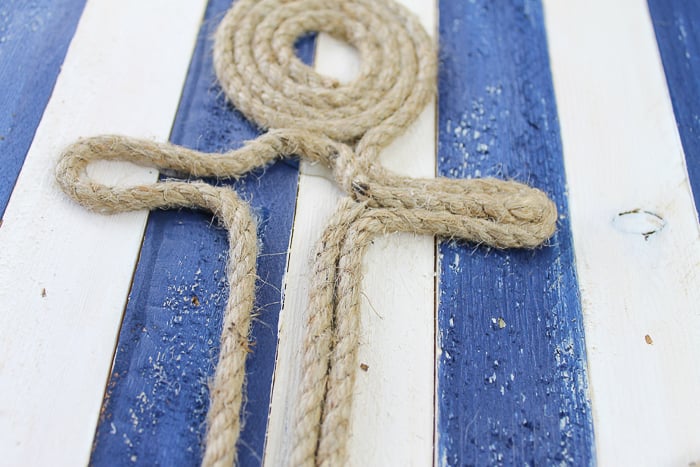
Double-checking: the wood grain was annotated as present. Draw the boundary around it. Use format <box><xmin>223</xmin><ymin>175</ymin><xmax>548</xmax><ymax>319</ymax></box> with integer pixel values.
<box><xmin>435</xmin><ymin>1</ymin><xmax>595</xmax><ymax>464</ymax></box>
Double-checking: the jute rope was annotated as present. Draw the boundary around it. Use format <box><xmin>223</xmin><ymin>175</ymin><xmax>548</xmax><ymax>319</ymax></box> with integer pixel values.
<box><xmin>55</xmin><ymin>0</ymin><xmax>557</xmax><ymax>465</ymax></box>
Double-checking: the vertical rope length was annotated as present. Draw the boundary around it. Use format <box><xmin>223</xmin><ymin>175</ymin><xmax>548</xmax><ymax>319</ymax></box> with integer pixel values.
<box><xmin>55</xmin><ymin>0</ymin><xmax>557</xmax><ymax>465</ymax></box>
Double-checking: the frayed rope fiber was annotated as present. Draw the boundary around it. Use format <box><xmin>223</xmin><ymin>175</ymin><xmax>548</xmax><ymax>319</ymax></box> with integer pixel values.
<box><xmin>55</xmin><ymin>0</ymin><xmax>557</xmax><ymax>465</ymax></box>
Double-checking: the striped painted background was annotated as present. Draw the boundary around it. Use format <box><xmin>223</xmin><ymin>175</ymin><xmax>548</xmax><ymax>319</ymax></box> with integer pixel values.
<box><xmin>1</xmin><ymin>0</ymin><xmax>699</xmax><ymax>465</ymax></box>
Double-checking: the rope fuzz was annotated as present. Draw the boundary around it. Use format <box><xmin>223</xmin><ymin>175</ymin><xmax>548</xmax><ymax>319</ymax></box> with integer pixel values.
<box><xmin>55</xmin><ymin>0</ymin><xmax>557</xmax><ymax>465</ymax></box>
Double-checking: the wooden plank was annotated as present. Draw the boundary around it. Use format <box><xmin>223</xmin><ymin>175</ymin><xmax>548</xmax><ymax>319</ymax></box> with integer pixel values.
<box><xmin>648</xmin><ymin>0</ymin><xmax>700</xmax><ymax>218</ymax></box>
<box><xmin>0</xmin><ymin>0</ymin><xmax>86</xmax><ymax>215</ymax></box>
<box><xmin>435</xmin><ymin>1</ymin><xmax>595</xmax><ymax>465</ymax></box>
<box><xmin>264</xmin><ymin>1</ymin><xmax>437</xmax><ymax>465</ymax></box>
<box><xmin>89</xmin><ymin>1</ymin><xmax>313</xmax><ymax>464</ymax></box>
<box><xmin>544</xmin><ymin>0</ymin><xmax>700</xmax><ymax>463</ymax></box>
<box><xmin>0</xmin><ymin>1</ymin><xmax>207</xmax><ymax>465</ymax></box>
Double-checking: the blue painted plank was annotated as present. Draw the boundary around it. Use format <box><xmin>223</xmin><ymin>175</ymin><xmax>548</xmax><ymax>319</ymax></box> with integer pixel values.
<box><xmin>0</xmin><ymin>0</ymin><xmax>86</xmax><ymax>217</ymax></box>
<box><xmin>90</xmin><ymin>1</ymin><xmax>314</xmax><ymax>465</ymax></box>
<box><xmin>648</xmin><ymin>0</ymin><xmax>700</xmax><ymax>217</ymax></box>
<box><xmin>436</xmin><ymin>1</ymin><xmax>595</xmax><ymax>465</ymax></box>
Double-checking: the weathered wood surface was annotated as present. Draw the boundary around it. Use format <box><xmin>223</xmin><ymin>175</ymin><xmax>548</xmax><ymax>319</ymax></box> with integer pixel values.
<box><xmin>1</xmin><ymin>0</ymin><xmax>699</xmax><ymax>465</ymax></box>
<box><xmin>436</xmin><ymin>1</ymin><xmax>593</xmax><ymax>465</ymax></box>
<box><xmin>545</xmin><ymin>0</ymin><xmax>700</xmax><ymax>464</ymax></box>
<box><xmin>0</xmin><ymin>0</ymin><xmax>207</xmax><ymax>465</ymax></box>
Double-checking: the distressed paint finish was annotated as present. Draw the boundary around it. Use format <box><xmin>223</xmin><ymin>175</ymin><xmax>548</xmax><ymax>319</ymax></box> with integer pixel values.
<box><xmin>436</xmin><ymin>1</ymin><xmax>594</xmax><ymax>465</ymax></box>
<box><xmin>544</xmin><ymin>0</ymin><xmax>700</xmax><ymax>462</ymax></box>
<box><xmin>0</xmin><ymin>0</ymin><xmax>86</xmax><ymax>216</ymax></box>
<box><xmin>648</xmin><ymin>0</ymin><xmax>700</xmax><ymax>217</ymax></box>
<box><xmin>0</xmin><ymin>0</ymin><xmax>207</xmax><ymax>464</ymax></box>
<box><xmin>90</xmin><ymin>1</ymin><xmax>313</xmax><ymax>465</ymax></box>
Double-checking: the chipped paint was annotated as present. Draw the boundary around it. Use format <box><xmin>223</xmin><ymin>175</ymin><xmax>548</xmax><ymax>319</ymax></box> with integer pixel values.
<box><xmin>435</xmin><ymin>0</ymin><xmax>595</xmax><ymax>464</ymax></box>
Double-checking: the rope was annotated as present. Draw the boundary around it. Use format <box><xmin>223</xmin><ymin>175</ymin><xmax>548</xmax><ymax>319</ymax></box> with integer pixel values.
<box><xmin>55</xmin><ymin>0</ymin><xmax>557</xmax><ymax>465</ymax></box>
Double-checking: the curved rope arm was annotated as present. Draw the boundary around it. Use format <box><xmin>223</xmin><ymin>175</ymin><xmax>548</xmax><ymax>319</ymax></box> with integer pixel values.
<box><xmin>56</xmin><ymin>139</ymin><xmax>260</xmax><ymax>467</ymax></box>
<box><xmin>55</xmin><ymin>131</ymin><xmax>339</xmax><ymax>208</ymax></box>
<box><xmin>331</xmin><ymin>154</ymin><xmax>558</xmax><ymax>249</ymax></box>
<box><xmin>56</xmin><ymin>133</ymin><xmax>557</xmax><ymax>250</ymax></box>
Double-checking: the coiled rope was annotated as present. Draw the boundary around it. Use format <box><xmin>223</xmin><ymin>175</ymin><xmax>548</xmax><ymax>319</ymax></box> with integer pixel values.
<box><xmin>55</xmin><ymin>0</ymin><xmax>557</xmax><ymax>465</ymax></box>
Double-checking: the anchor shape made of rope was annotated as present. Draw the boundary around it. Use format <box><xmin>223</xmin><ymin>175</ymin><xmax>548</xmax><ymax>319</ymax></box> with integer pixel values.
<box><xmin>55</xmin><ymin>1</ymin><xmax>557</xmax><ymax>466</ymax></box>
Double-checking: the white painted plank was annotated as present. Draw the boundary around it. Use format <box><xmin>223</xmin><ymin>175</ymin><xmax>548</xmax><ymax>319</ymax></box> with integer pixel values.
<box><xmin>0</xmin><ymin>1</ymin><xmax>207</xmax><ymax>465</ymax></box>
<box><xmin>264</xmin><ymin>1</ymin><xmax>437</xmax><ymax>465</ymax></box>
<box><xmin>543</xmin><ymin>0</ymin><xmax>700</xmax><ymax>464</ymax></box>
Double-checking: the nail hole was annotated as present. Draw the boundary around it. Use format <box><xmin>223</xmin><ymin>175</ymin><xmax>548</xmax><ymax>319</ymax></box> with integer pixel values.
<box><xmin>613</xmin><ymin>209</ymin><xmax>666</xmax><ymax>240</ymax></box>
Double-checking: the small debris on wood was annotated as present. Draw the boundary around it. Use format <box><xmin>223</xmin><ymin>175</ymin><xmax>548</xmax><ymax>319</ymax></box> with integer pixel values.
<box><xmin>360</xmin><ymin>363</ymin><xmax>369</xmax><ymax>372</ymax></box>
<box><xmin>644</xmin><ymin>334</ymin><xmax>653</xmax><ymax>345</ymax></box>
<box><xmin>490</xmin><ymin>317</ymin><xmax>507</xmax><ymax>329</ymax></box>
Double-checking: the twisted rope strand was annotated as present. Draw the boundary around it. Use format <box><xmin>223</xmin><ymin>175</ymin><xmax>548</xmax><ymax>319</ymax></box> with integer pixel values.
<box><xmin>289</xmin><ymin>199</ymin><xmax>367</xmax><ymax>467</ymax></box>
<box><xmin>55</xmin><ymin>0</ymin><xmax>558</xmax><ymax>465</ymax></box>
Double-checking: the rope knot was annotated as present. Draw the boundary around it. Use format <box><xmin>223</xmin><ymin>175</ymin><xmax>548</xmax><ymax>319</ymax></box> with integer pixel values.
<box><xmin>327</xmin><ymin>142</ymin><xmax>369</xmax><ymax>197</ymax></box>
